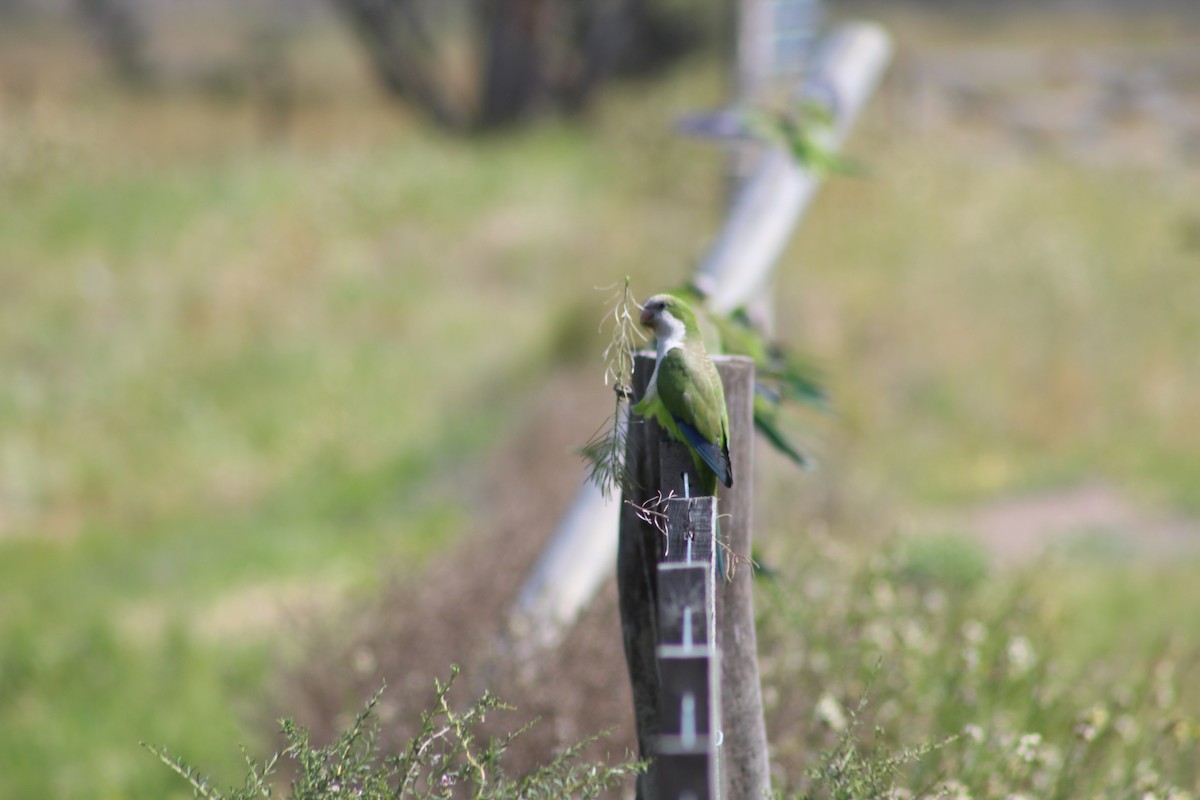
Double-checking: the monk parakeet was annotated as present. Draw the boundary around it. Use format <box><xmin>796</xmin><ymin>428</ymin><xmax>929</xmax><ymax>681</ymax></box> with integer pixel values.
<box><xmin>634</xmin><ymin>293</ymin><xmax>733</xmax><ymax>497</ymax></box>
<box><xmin>670</xmin><ymin>284</ymin><xmax>825</xmax><ymax>469</ymax></box>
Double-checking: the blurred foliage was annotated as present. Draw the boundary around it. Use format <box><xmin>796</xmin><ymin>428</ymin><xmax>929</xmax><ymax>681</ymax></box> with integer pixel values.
<box><xmin>760</xmin><ymin>533</ymin><xmax>1200</xmax><ymax>798</ymax></box>
<box><xmin>0</xmin><ymin>18</ymin><xmax>722</xmax><ymax>798</ymax></box>
<box><xmin>896</xmin><ymin>534</ymin><xmax>990</xmax><ymax>593</ymax></box>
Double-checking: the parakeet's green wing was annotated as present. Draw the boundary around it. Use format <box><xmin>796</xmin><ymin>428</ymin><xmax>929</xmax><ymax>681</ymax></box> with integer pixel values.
<box><xmin>656</xmin><ymin>348</ymin><xmax>732</xmax><ymax>488</ymax></box>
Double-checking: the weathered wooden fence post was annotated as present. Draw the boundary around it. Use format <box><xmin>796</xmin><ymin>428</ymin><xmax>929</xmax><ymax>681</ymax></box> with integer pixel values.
<box><xmin>619</xmin><ymin>353</ymin><xmax>766</xmax><ymax>800</ymax></box>
<box><xmin>618</xmin><ymin>354</ymin><xmax>665</xmax><ymax>798</ymax></box>
<box><xmin>656</xmin><ymin>496</ymin><xmax>719</xmax><ymax>799</ymax></box>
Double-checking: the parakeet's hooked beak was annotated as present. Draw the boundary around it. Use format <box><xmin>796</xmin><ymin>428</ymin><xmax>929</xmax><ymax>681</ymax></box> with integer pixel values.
<box><xmin>639</xmin><ymin>306</ymin><xmax>655</xmax><ymax>328</ymax></box>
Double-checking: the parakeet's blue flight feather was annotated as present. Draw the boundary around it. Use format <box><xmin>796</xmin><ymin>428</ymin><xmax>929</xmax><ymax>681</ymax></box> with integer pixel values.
<box><xmin>674</xmin><ymin>416</ymin><xmax>732</xmax><ymax>489</ymax></box>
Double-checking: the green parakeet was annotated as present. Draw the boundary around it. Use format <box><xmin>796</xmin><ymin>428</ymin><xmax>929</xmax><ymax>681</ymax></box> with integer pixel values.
<box><xmin>634</xmin><ymin>293</ymin><xmax>733</xmax><ymax>497</ymax></box>
<box><xmin>670</xmin><ymin>284</ymin><xmax>825</xmax><ymax>469</ymax></box>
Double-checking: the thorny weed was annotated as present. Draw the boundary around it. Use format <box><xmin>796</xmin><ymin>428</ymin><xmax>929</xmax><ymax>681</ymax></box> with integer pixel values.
<box><xmin>146</xmin><ymin>666</ymin><xmax>643</xmax><ymax>799</ymax></box>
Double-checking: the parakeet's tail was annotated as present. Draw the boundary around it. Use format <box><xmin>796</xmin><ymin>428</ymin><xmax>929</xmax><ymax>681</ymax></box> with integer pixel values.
<box><xmin>677</xmin><ymin>418</ymin><xmax>732</xmax><ymax>490</ymax></box>
<box><xmin>753</xmin><ymin>413</ymin><xmax>812</xmax><ymax>470</ymax></box>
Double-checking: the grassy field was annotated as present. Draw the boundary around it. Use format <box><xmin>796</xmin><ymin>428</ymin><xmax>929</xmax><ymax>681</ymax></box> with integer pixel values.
<box><xmin>2</xmin><ymin>6</ymin><xmax>1199</xmax><ymax>799</ymax></box>
<box><xmin>0</xmin><ymin>18</ymin><xmax>727</xmax><ymax>798</ymax></box>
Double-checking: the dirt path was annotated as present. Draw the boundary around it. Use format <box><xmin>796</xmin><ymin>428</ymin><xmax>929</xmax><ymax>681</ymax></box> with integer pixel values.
<box><xmin>276</xmin><ymin>366</ymin><xmax>642</xmax><ymax>776</ymax></box>
<box><xmin>964</xmin><ymin>481</ymin><xmax>1200</xmax><ymax>564</ymax></box>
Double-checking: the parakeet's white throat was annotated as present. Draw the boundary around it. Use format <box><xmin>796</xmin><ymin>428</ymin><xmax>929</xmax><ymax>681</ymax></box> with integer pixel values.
<box><xmin>641</xmin><ymin>304</ymin><xmax>687</xmax><ymax>357</ymax></box>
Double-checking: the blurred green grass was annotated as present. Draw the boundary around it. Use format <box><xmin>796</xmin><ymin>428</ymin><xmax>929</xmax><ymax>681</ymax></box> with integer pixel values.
<box><xmin>776</xmin><ymin>110</ymin><xmax>1200</xmax><ymax>509</ymax></box>
<box><xmin>0</xmin><ymin>20</ymin><xmax>727</xmax><ymax>796</ymax></box>
<box><xmin>3</xmin><ymin>7</ymin><xmax>1200</xmax><ymax>799</ymax></box>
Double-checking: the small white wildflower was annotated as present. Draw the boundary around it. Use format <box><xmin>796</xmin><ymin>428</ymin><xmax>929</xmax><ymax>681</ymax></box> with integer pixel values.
<box><xmin>815</xmin><ymin>692</ymin><xmax>848</xmax><ymax>732</ymax></box>
<box><xmin>1006</xmin><ymin>635</ymin><xmax>1036</xmax><ymax>675</ymax></box>
<box><xmin>924</xmin><ymin>589</ymin><xmax>946</xmax><ymax>613</ymax></box>
<box><xmin>1015</xmin><ymin>732</ymin><xmax>1042</xmax><ymax>763</ymax></box>
<box><xmin>1116</xmin><ymin>714</ymin><xmax>1140</xmax><ymax>743</ymax></box>
<box><xmin>901</xmin><ymin>619</ymin><xmax>929</xmax><ymax>652</ymax></box>
<box><xmin>961</xmin><ymin>620</ymin><xmax>986</xmax><ymax>645</ymax></box>
<box><xmin>1136</xmin><ymin>759</ymin><xmax>1161</xmax><ymax>792</ymax></box>
<box><xmin>1038</xmin><ymin>742</ymin><xmax>1064</xmax><ymax>773</ymax></box>
<box><xmin>1075</xmin><ymin>705</ymin><xmax>1109</xmax><ymax>742</ymax></box>
<box><xmin>937</xmin><ymin>778</ymin><xmax>971</xmax><ymax>800</ymax></box>
<box><xmin>351</xmin><ymin>647</ymin><xmax>377</xmax><ymax>676</ymax></box>
<box><xmin>962</xmin><ymin>723</ymin><xmax>985</xmax><ymax>744</ymax></box>
<box><xmin>865</xmin><ymin>620</ymin><xmax>897</xmax><ymax>651</ymax></box>
<box><xmin>963</xmin><ymin>646</ymin><xmax>981</xmax><ymax>672</ymax></box>
<box><xmin>872</xmin><ymin>581</ymin><xmax>896</xmax><ymax>611</ymax></box>
<box><xmin>1165</xmin><ymin>718</ymin><xmax>1194</xmax><ymax>745</ymax></box>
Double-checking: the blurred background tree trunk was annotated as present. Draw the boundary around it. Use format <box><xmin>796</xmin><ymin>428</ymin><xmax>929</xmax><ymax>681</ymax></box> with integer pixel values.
<box><xmin>327</xmin><ymin>0</ymin><xmax>469</xmax><ymax>129</ymax></box>
<box><xmin>74</xmin><ymin>0</ymin><xmax>152</xmax><ymax>87</ymax></box>
<box><xmin>328</xmin><ymin>0</ymin><xmax>707</xmax><ymax>132</ymax></box>
<box><xmin>477</xmin><ymin>0</ymin><xmax>547</xmax><ymax>127</ymax></box>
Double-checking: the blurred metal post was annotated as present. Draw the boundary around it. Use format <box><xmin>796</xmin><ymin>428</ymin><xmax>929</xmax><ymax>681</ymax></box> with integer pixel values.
<box><xmin>700</xmin><ymin>22</ymin><xmax>893</xmax><ymax>316</ymax></box>
<box><xmin>510</xmin><ymin>406</ymin><xmax>627</xmax><ymax>650</ymax></box>
<box><xmin>729</xmin><ymin>0</ymin><xmax>823</xmax><ymax>334</ymax></box>
<box><xmin>510</xmin><ymin>19</ymin><xmax>891</xmax><ymax>652</ymax></box>
<box><xmin>736</xmin><ymin>0</ymin><xmax>822</xmax><ymax>95</ymax></box>
<box><xmin>771</xmin><ymin>0</ymin><xmax>823</xmax><ymax>80</ymax></box>
<box><xmin>735</xmin><ymin>0</ymin><xmax>775</xmax><ymax>103</ymax></box>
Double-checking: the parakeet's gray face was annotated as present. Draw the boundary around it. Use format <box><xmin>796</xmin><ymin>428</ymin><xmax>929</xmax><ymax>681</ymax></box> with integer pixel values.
<box><xmin>640</xmin><ymin>296</ymin><xmax>687</xmax><ymax>352</ymax></box>
<box><xmin>639</xmin><ymin>298</ymin><xmax>668</xmax><ymax>328</ymax></box>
